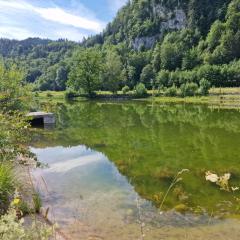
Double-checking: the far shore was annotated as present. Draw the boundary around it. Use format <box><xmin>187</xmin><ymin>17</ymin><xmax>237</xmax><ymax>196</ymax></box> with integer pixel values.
<box><xmin>35</xmin><ymin>87</ymin><xmax>240</xmax><ymax>109</ymax></box>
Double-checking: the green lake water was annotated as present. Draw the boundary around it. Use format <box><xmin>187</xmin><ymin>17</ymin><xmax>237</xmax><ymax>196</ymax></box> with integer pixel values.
<box><xmin>31</xmin><ymin>101</ymin><xmax>240</xmax><ymax>239</ymax></box>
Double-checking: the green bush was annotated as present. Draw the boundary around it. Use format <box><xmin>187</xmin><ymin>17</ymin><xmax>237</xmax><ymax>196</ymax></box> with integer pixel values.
<box><xmin>198</xmin><ymin>78</ymin><xmax>211</xmax><ymax>96</ymax></box>
<box><xmin>134</xmin><ymin>83</ymin><xmax>147</xmax><ymax>97</ymax></box>
<box><xmin>165</xmin><ymin>85</ymin><xmax>178</xmax><ymax>97</ymax></box>
<box><xmin>180</xmin><ymin>82</ymin><xmax>198</xmax><ymax>97</ymax></box>
<box><xmin>122</xmin><ymin>85</ymin><xmax>130</xmax><ymax>94</ymax></box>
<box><xmin>0</xmin><ymin>209</ymin><xmax>53</xmax><ymax>240</ymax></box>
<box><xmin>65</xmin><ymin>90</ymin><xmax>77</xmax><ymax>99</ymax></box>
<box><xmin>0</xmin><ymin>163</ymin><xmax>14</xmax><ymax>214</ymax></box>
<box><xmin>32</xmin><ymin>192</ymin><xmax>42</xmax><ymax>214</ymax></box>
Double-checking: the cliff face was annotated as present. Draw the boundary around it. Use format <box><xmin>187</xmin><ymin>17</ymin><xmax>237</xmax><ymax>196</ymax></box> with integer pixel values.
<box><xmin>132</xmin><ymin>5</ymin><xmax>187</xmax><ymax>50</ymax></box>
<box><xmin>83</xmin><ymin>0</ymin><xmax>231</xmax><ymax>49</ymax></box>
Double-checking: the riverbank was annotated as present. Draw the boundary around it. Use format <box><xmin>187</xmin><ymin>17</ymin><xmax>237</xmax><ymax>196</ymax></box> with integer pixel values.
<box><xmin>35</xmin><ymin>88</ymin><xmax>240</xmax><ymax>109</ymax></box>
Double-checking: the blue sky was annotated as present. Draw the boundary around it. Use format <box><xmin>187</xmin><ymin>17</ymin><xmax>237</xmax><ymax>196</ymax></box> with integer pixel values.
<box><xmin>0</xmin><ymin>0</ymin><xmax>128</xmax><ymax>41</ymax></box>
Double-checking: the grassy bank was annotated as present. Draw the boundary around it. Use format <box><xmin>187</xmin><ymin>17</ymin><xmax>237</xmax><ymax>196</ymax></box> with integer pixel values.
<box><xmin>35</xmin><ymin>87</ymin><xmax>240</xmax><ymax>108</ymax></box>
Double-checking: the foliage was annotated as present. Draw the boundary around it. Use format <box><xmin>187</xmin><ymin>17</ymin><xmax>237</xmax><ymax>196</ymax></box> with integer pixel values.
<box><xmin>198</xmin><ymin>78</ymin><xmax>211</xmax><ymax>96</ymax></box>
<box><xmin>164</xmin><ymin>85</ymin><xmax>178</xmax><ymax>97</ymax></box>
<box><xmin>0</xmin><ymin>62</ymin><xmax>31</xmax><ymax>111</ymax></box>
<box><xmin>0</xmin><ymin>210</ymin><xmax>53</xmax><ymax>240</ymax></box>
<box><xmin>83</xmin><ymin>0</ymin><xmax>229</xmax><ymax>47</ymax></box>
<box><xmin>0</xmin><ymin>38</ymin><xmax>77</xmax><ymax>91</ymax></box>
<box><xmin>0</xmin><ymin>163</ymin><xmax>14</xmax><ymax>214</ymax></box>
<box><xmin>67</xmin><ymin>48</ymin><xmax>103</xmax><ymax>96</ymax></box>
<box><xmin>122</xmin><ymin>85</ymin><xmax>130</xmax><ymax>94</ymax></box>
<box><xmin>180</xmin><ymin>82</ymin><xmax>198</xmax><ymax>97</ymax></box>
<box><xmin>32</xmin><ymin>192</ymin><xmax>42</xmax><ymax>213</ymax></box>
<box><xmin>65</xmin><ymin>89</ymin><xmax>78</xmax><ymax>99</ymax></box>
<box><xmin>134</xmin><ymin>83</ymin><xmax>147</xmax><ymax>97</ymax></box>
<box><xmin>101</xmin><ymin>49</ymin><xmax>124</xmax><ymax>92</ymax></box>
<box><xmin>0</xmin><ymin>62</ymin><xmax>30</xmax><ymax>215</ymax></box>
<box><xmin>140</xmin><ymin>64</ymin><xmax>155</xmax><ymax>89</ymax></box>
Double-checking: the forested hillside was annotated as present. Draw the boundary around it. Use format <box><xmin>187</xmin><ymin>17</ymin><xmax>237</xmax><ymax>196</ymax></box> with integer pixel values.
<box><xmin>0</xmin><ymin>38</ymin><xmax>78</xmax><ymax>91</ymax></box>
<box><xmin>83</xmin><ymin>0</ymin><xmax>231</xmax><ymax>49</ymax></box>
<box><xmin>0</xmin><ymin>0</ymin><xmax>240</xmax><ymax>95</ymax></box>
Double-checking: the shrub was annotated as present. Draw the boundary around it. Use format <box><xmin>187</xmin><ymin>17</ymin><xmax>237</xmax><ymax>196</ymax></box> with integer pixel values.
<box><xmin>198</xmin><ymin>78</ymin><xmax>211</xmax><ymax>96</ymax></box>
<box><xmin>0</xmin><ymin>163</ymin><xmax>14</xmax><ymax>214</ymax></box>
<box><xmin>165</xmin><ymin>85</ymin><xmax>178</xmax><ymax>97</ymax></box>
<box><xmin>0</xmin><ymin>209</ymin><xmax>53</xmax><ymax>240</ymax></box>
<box><xmin>180</xmin><ymin>82</ymin><xmax>198</xmax><ymax>97</ymax></box>
<box><xmin>65</xmin><ymin>90</ymin><xmax>77</xmax><ymax>99</ymax></box>
<box><xmin>134</xmin><ymin>83</ymin><xmax>147</xmax><ymax>97</ymax></box>
<box><xmin>122</xmin><ymin>85</ymin><xmax>130</xmax><ymax>94</ymax></box>
<box><xmin>32</xmin><ymin>192</ymin><xmax>42</xmax><ymax>213</ymax></box>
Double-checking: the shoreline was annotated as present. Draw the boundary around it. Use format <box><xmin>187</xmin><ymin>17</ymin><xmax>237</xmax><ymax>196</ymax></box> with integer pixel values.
<box><xmin>35</xmin><ymin>88</ymin><xmax>240</xmax><ymax>109</ymax></box>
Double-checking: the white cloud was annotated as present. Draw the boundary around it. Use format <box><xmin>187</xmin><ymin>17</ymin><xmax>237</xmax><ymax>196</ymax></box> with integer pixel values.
<box><xmin>0</xmin><ymin>26</ymin><xmax>42</xmax><ymax>40</ymax></box>
<box><xmin>0</xmin><ymin>0</ymin><xmax>105</xmax><ymax>33</ymax></box>
<box><xmin>34</xmin><ymin>7</ymin><xmax>104</xmax><ymax>33</ymax></box>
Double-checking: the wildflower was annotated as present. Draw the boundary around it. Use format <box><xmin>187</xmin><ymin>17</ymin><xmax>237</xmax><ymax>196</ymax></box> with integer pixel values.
<box><xmin>205</xmin><ymin>171</ymin><xmax>219</xmax><ymax>183</ymax></box>
<box><xmin>13</xmin><ymin>198</ymin><xmax>20</xmax><ymax>205</ymax></box>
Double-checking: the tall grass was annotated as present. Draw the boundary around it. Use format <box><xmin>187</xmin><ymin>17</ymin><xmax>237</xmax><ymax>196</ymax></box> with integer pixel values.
<box><xmin>0</xmin><ymin>163</ymin><xmax>15</xmax><ymax>214</ymax></box>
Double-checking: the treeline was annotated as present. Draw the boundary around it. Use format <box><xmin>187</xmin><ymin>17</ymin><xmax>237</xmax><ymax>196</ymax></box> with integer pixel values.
<box><xmin>0</xmin><ymin>0</ymin><xmax>240</xmax><ymax>96</ymax></box>
<box><xmin>0</xmin><ymin>38</ymin><xmax>78</xmax><ymax>91</ymax></box>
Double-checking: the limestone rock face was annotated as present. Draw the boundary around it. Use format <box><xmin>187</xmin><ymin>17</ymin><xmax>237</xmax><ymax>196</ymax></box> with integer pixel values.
<box><xmin>132</xmin><ymin>4</ymin><xmax>187</xmax><ymax>50</ymax></box>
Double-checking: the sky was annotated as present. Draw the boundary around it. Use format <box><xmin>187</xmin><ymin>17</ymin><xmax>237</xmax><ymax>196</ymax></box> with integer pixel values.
<box><xmin>0</xmin><ymin>0</ymin><xmax>128</xmax><ymax>42</ymax></box>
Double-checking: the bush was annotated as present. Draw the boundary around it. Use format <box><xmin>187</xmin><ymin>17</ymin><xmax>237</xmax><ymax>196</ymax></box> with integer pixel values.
<box><xmin>134</xmin><ymin>83</ymin><xmax>147</xmax><ymax>97</ymax></box>
<box><xmin>122</xmin><ymin>85</ymin><xmax>130</xmax><ymax>94</ymax></box>
<box><xmin>198</xmin><ymin>78</ymin><xmax>211</xmax><ymax>96</ymax></box>
<box><xmin>165</xmin><ymin>85</ymin><xmax>178</xmax><ymax>97</ymax></box>
<box><xmin>32</xmin><ymin>192</ymin><xmax>42</xmax><ymax>213</ymax></box>
<box><xmin>0</xmin><ymin>209</ymin><xmax>53</xmax><ymax>240</ymax></box>
<box><xmin>180</xmin><ymin>82</ymin><xmax>198</xmax><ymax>97</ymax></box>
<box><xmin>65</xmin><ymin>90</ymin><xmax>77</xmax><ymax>99</ymax></box>
<box><xmin>0</xmin><ymin>163</ymin><xmax>14</xmax><ymax>214</ymax></box>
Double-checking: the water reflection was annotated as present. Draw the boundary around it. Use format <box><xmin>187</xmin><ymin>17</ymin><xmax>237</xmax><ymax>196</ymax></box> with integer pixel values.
<box><xmin>30</xmin><ymin>101</ymin><xmax>240</xmax><ymax>239</ymax></box>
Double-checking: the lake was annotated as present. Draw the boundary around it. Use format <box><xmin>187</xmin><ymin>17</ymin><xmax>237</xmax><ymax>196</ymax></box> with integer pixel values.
<box><xmin>31</xmin><ymin>100</ymin><xmax>240</xmax><ymax>239</ymax></box>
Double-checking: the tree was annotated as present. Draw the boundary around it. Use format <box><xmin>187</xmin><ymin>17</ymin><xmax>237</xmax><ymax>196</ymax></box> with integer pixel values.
<box><xmin>140</xmin><ymin>64</ymin><xmax>155</xmax><ymax>89</ymax></box>
<box><xmin>101</xmin><ymin>50</ymin><xmax>123</xmax><ymax>93</ymax></box>
<box><xmin>160</xmin><ymin>42</ymin><xmax>182</xmax><ymax>71</ymax></box>
<box><xmin>156</xmin><ymin>70</ymin><xmax>170</xmax><ymax>87</ymax></box>
<box><xmin>55</xmin><ymin>65</ymin><xmax>68</xmax><ymax>91</ymax></box>
<box><xmin>135</xmin><ymin>83</ymin><xmax>147</xmax><ymax>97</ymax></box>
<box><xmin>198</xmin><ymin>78</ymin><xmax>211</xmax><ymax>95</ymax></box>
<box><xmin>182</xmin><ymin>48</ymin><xmax>202</xmax><ymax>70</ymax></box>
<box><xmin>0</xmin><ymin>61</ymin><xmax>31</xmax><ymax>111</ymax></box>
<box><xmin>67</xmin><ymin>48</ymin><xmax>103</xmax><ymax>96</ymax></box>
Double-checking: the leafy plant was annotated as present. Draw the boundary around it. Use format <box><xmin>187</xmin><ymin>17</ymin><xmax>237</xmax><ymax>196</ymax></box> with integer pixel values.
<box><xmin>180</xmin><ymin>82</ymin><xmax>198</xmax><ymax>97</ymax></box>
<box><xmin>32</xmin><ymin>192</ymin><xmax>42</xmax><ymax>214</ymax></box>
<box><xmin>198</xmin><ymin>78</ymin><xmax>211</xmax><ymax>96</ymax></box>
<box><xmin>0</xmin><ymin>209</ymin><xmax>53</xmax><ymax>240</ymax></box>
<box><xmin>0</xmin><ymin>163</ymin><xmax>14</xmax><ymax>214</ymax></box>
<box><xmin>122</xmin><ymin>85</ymin><xmax>130</xmax><ymax>94</ymax></box>
<box><xmin>165</xmin><ymin>85</ymin><xmax>178</xmax><ymax>97</ymax></box>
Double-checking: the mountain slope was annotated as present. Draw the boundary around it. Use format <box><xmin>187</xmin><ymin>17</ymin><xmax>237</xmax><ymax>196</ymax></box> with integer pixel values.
<box><xmin>0</xmin><ymin>38</ymin><xmax>78</xmax><ymax>90</ymax></box>
<box><xmin>83</xmin><ymin>0</ymin><xmax>231</xmax><ymax>50</ymax></box>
